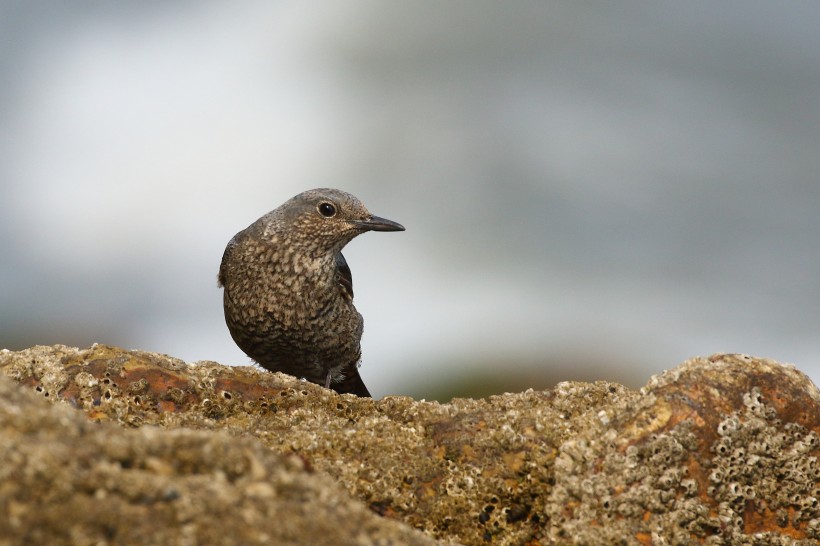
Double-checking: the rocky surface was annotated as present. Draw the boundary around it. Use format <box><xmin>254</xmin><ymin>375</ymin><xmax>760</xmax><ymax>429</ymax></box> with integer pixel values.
<box><xmin>1</xmin><ymin>345</ymin><xmax>818</xmax><ymax>545</ymax></box>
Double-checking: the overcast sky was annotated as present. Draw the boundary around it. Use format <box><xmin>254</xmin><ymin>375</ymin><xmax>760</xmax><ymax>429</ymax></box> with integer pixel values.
<box><xmin>3</xmin><ymin>1</ymin><xmax>820</xmax><ymax>398</ymax></box>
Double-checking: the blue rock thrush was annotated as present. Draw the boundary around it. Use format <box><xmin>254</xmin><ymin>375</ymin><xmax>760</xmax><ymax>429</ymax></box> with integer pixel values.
<box><xmin>218</xmin><ymin>188</ymin><xmax>404</xmax><ymax>397</ymax></box>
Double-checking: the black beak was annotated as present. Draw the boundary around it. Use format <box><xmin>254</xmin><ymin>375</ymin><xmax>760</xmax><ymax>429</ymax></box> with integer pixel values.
<box><xmin>353</xmin><ymin>215</ymin><xmax>405</xmax><ymax>232</ymax></box>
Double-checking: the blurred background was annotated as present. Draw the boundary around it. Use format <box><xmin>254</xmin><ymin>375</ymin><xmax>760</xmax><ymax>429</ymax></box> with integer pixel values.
<box><xmin>2</xmin><ymin>1</ymin><xmax>819</xmax><ymax>400</ymax></box>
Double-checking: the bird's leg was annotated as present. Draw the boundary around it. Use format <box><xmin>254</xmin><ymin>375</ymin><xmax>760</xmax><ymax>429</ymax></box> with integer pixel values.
<box><xmin>324</xmin><ymin>370</ymin><xmax>332</xmax><ymax>389</ymax></box>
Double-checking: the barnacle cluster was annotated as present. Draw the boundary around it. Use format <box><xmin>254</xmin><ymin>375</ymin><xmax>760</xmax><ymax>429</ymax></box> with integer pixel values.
<box><xmin>549</xmin><ymin>420</ymin><xmax>710</xmax><ymax>544</ymax></box>
<box><xmin>706</xmin><ymin>387</ymin><xmax>819</xmax><ymax>542</ymax></box>
<box><xmin>547</xmin><ymin>384</ymin><xmax>818</xmax><ymax>544</ymax></box>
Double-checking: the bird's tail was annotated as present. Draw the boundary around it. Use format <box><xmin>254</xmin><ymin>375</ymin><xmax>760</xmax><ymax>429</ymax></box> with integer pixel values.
<box><xmin>334</xmin><ymin>367</ymin><xmax>371</xmax><ymax>398</ymax></box>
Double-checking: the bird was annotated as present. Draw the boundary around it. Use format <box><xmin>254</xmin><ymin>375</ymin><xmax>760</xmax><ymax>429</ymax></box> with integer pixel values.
<box><xmin>217</xmin><ymin>188</ymin><xmax>404</xmax><ymax>397</ymax></box>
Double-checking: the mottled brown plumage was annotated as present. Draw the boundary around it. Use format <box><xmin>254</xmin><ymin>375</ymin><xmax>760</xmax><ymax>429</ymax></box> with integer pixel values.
<box><xmin>218</xmin><ymin>188</ymin><xmax>404</xmax><ymax>397</ymax></box>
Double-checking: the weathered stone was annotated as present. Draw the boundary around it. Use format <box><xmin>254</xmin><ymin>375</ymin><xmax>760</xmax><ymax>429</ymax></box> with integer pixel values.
<box><xmin>1</xmin><ymin>346</ymin><xmax>818</xmax><ymax>545</ymax></box>
<box><xmin>547</xmin><ymin>354</ymin><xmax>820</xmax><ymax>545</ymax></box>
<box><xmin>0</xmin><ymin>347</ymin><xmax>439</xmax><ymax>546</ymax></box>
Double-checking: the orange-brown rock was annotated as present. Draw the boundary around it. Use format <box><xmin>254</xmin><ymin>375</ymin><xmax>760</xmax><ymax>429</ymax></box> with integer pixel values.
<box><xmin>549</xmin><ymin>354</ymin><xmax>820</xmax><ymax>544</ymax></box>
<box><xmin>1</xmin><ymin>346</ymin><xmax>817</xmax><ymax>545</ymax></box>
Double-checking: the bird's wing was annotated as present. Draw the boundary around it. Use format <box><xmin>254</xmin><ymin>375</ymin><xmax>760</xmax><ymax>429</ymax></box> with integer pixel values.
<box><xmin>335</xmin><ymin>252</ymin><xmax>354</xmax><ymax>300</ymax></box>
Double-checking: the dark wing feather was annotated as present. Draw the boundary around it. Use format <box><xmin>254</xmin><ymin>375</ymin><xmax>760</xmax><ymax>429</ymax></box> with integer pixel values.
<box><xmin>335</xmin><ymin>252</ymin><xmax>354</xmax><ymax>300</ymax></box>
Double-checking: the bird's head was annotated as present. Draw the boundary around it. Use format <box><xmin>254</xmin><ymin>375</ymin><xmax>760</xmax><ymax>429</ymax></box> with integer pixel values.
<box><xmin>266</xmin><ymin>188</ymin><xmax>405</xmax><ymax>254</ymax></box>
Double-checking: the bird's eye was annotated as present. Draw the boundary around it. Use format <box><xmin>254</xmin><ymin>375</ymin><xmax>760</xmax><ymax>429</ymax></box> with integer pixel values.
<box><xmin>318</xmin><ymin>202</ymin><xmax>337</xmax><ymax>217</ymax></box>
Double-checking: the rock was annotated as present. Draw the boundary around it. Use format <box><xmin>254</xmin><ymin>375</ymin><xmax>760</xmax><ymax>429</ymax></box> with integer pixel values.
<box><xmin>548</xmin><ymin>354</ymin><xmax>820</xmax><ymax>545</ymax></box>
<box><xmin>0</xmin><ymin>347</ymin><xmax>439</xmax><ymax>546</ymax></box>
<box><xmin>1</xmin><ymin>346</ymin><xmax>818</xmax><ymax>545</ymax></box>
